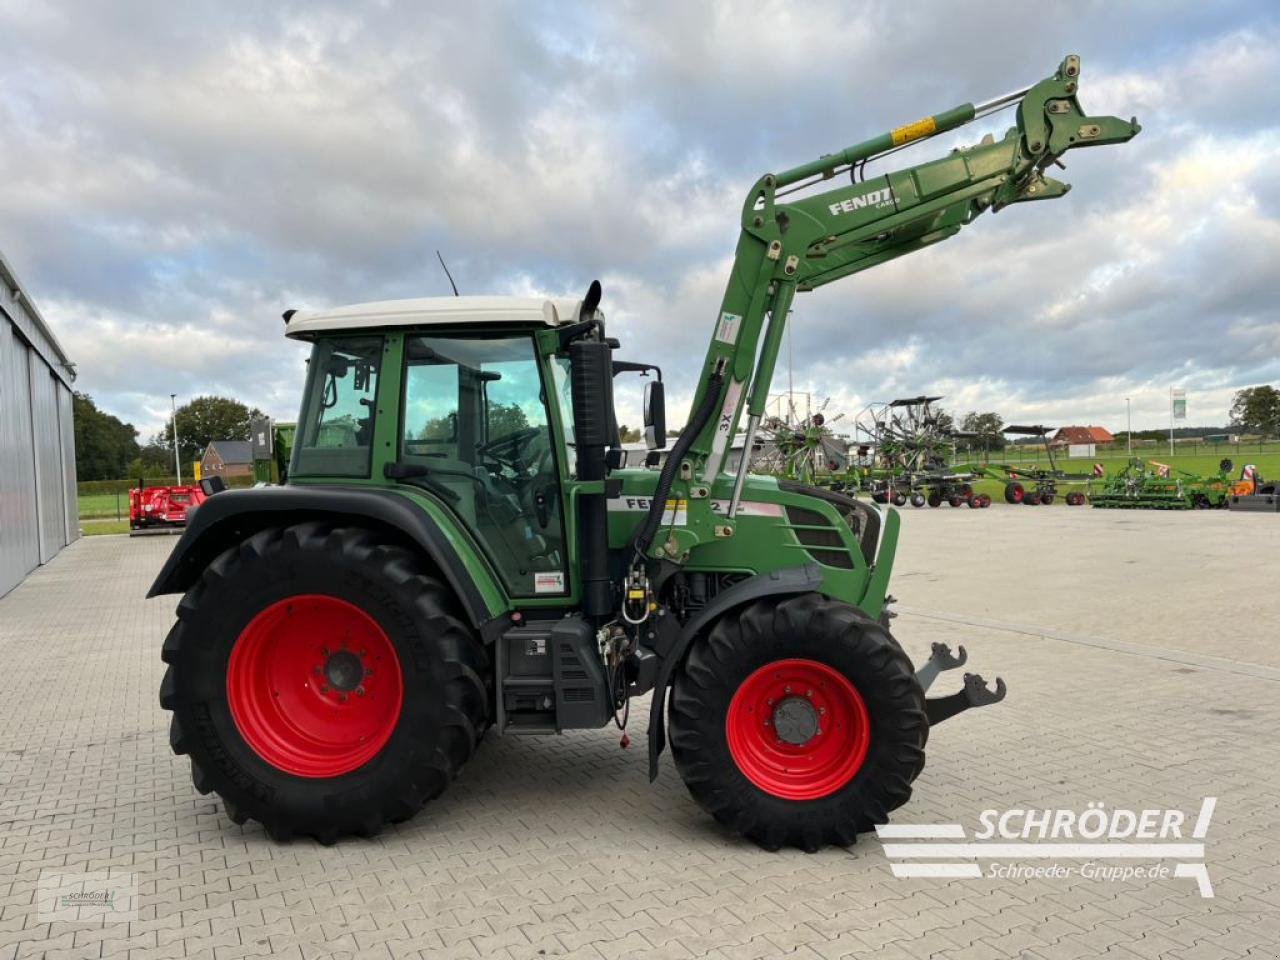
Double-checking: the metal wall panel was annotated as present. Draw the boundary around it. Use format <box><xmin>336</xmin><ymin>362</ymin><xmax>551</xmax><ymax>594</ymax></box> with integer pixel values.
<box><xmin>29</xmin><ymin>350</ymin><xmax>67</xmax><ymax>562</ymax></box>
<box><xmin>57</xmin><ymin>384</ymin><xmax>79</xmax><ymax>545</ymax></box>
<box><xmin>0</xmin><ymin>318</ymin><xmax>40</xmax><ymax>597</ymax></box>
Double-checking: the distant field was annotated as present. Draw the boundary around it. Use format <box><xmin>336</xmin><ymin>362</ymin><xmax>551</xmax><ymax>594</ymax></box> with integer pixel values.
<box><xmin>78</xmin><ymin>491</ymin><xmax>130</xmax><ymax>519</ymax></box>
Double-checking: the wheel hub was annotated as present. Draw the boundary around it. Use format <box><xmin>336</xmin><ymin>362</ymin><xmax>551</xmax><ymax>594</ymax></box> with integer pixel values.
<box><xmin>323</xmin><ymin>650</ymin><xmax>365</xmax><ymax>692</ymax></box>
<box><xmin>772</xmin><ymin>696</ymin><xmax>819</xmax><ymax>745</ymax></box>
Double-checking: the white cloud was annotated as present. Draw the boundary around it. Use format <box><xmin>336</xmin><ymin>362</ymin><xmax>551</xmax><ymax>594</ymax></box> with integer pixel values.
<box><xmin>0</xmin><ymin>1</ymin><xmax>1276</xmax><ymax>442</ymax></box>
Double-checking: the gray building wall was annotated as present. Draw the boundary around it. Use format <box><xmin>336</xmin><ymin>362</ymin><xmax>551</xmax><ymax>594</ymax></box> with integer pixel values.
<box><xmin>0</xmin><ymin>252</ymin><xmax>79</xmax><ymax>598</ymax></box>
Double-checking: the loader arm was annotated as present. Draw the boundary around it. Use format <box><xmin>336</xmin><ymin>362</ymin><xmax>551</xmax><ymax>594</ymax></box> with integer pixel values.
<box><xmin>634</xmin><ymin>55</ymin><xmax>1139</xmax><ymax>560</ymax></box>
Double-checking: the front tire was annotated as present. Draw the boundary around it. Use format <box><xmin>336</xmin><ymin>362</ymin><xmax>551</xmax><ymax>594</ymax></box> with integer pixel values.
<box><xmin>669</xmin><ymin>594</ymin><xmax>928</xmax><ymax>851</ymax></box>
<box><xmin>159</xmin><ymin>523</ymin><xmax>489</xmax><ymax>843</ymax></box>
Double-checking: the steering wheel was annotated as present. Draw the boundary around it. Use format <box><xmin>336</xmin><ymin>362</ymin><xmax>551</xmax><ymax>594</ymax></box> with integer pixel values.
<box><xmin>477</xmin><ymin>427</ymin><xmax>543</xmax><ymax>471</ymax></box>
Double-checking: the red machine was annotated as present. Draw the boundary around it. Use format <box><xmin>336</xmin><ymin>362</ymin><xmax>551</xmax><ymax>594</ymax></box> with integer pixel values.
<box><xmin>128</xmin><ymin>483</ymin><xmax>207</xmax><ymax>532</ymax></box>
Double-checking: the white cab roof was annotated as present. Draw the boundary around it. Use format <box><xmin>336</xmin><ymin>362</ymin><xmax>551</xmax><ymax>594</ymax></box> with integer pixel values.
<box><xmin>285</xmin><ymin>295</ymin><xmax>588</xmax><ymax>338</ymax></box>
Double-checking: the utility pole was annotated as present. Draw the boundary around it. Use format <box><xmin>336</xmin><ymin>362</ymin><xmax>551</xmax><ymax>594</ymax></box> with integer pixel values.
<box><xmin>170</xmin><ymin>393</ymin><xmax>182</xmax><ymax>485</ymax></box>
<box><xmin>1126</xmin><ymin>398</ymin><xmax>1132</xmax><ymax>455</ymax></box>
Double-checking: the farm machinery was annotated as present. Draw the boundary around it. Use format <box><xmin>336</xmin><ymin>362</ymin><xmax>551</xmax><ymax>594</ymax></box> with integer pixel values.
<box><xmin>750</xmin><ymin>399</ymin><xmax>849</xmax><ymax>484</ymax></box>
<box><xmin>128</xmin><ymin>482</ymin><xmax>208</xmax><ymax>534</ymax></box>
<box><xmin>972</xmin><ymin>425</ymin><xmax>1094</xmax><ymax>505</ymax></box>
<box><xmin>851</xmin><ymin>396</ymin><xmax>990</xmax><ymax>508</ymax></box>
<box><xmin>1226</xmin><ymin>464</ymin><xmax>1280</xmax><ymax>511</ymax></box>
<box><xmin>1090</xmin><ymin>457</ymin><xmax>1235</xmax><ymax>509</ymax></box>
<box><xmin>150</xmin><ymin>57</ymin><xmax>1137</xmax><ymax>850</ymax></box>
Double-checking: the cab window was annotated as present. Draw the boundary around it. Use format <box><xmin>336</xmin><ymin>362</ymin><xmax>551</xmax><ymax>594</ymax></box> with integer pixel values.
<box><xmin>292</xmin><ymin>336</ymin><xmax>382</xmax><ymax>477</ymax></box>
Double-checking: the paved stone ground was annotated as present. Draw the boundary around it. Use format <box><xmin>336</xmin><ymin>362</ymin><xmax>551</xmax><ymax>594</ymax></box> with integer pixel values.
<box><xmin>1</xmin><ymin>508</ymin><xmax>1278</xmax><ymax>960</ymax></box>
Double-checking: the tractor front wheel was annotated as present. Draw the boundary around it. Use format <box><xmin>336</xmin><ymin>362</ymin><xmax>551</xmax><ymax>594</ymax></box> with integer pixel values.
<box><xmin>669</xmin><ymin>595</ymin><xmax>928</xmax><ymax>851</ymax></box>
<box><xmin>159</xmin><ymin>523</ymin><xmax>489</xmax><ymax>843</ymax></box>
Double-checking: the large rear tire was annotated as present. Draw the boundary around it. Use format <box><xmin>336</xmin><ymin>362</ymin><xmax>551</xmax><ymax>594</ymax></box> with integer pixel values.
<box><xmin>1004</xmin><ymin>481</ymin><xmax>1025</xmax><ymax>504</ymax></box>
<box><xmin>159</xmin><ymin>523</ymin><xmax>489</xmax><ymax>843</ymax></box>
<box><xmin>669</xmin><ymin>594</ymin><xmax>928</xmax><ymax>851</ymax></box>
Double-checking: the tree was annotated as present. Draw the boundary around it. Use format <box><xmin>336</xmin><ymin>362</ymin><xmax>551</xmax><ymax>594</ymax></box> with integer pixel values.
<box><xmin>73</xmin><ymin>393</ymin><xmax>140</xmax><ymax>480</ymax></box>
<box><xmin>124</xmin><ymin>439</ymin><xmax>177</xmax><ymax>480</ymax></box>
<box><xmin>617</xmin><ymin>424</ymin><xmax>643</xmax><ymax>443</ymax></box>
<box><xmin>960</xmin><ymin>411</ymin><xmax>1006</xmax><ymax>452</ymax></box>
<box><xmin>488</xmin><ymin>401</ymin><xmax>530</xmax><ymax>438</ymax></box>
<box><xmin>158</xmin><ymin>395</ymin><xmax>264</xmax><ymax>465</ymax></box>
<box><xmin>1229</xmin><ymin>385</ymin><xmax>1280</xmax><ymax>436</ymax></box>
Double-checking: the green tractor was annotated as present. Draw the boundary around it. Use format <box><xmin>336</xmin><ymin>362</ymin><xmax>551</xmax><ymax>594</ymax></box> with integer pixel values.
<box><xmin>151</xmin><ymin>58</ymin><xmax>1138</xmax><ymax>850</ymax></box>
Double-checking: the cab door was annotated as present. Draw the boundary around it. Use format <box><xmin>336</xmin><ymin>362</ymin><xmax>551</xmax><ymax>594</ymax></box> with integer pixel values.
<box><xmin>399</xmin><ymin>332</ymin><xmax>570</xmax><ymax>598</ymax></box>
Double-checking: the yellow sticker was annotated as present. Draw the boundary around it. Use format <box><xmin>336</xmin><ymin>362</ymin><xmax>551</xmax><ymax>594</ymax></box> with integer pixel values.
<box><xmin>890</xmin><ymin>116</ymin><xmax>937</xmax><ymax>146</ymax></box>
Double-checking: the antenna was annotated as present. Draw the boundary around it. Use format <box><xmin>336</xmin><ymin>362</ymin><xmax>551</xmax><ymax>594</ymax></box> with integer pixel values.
<box><xmin>436</xmin><ymin>250</ymin><xmax>459</xmax><ymax>296</ymax></box>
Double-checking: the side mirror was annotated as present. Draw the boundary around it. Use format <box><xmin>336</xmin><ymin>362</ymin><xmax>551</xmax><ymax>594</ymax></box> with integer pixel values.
<box><xmin>643</xmin><ymin>380</ymin><xmax>666</xmax><ymax>450</ymax></box>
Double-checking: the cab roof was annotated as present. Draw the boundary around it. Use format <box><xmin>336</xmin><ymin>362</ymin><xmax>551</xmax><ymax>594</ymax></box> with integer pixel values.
<box><xmin>284</xmin><ymin>295</ymin><xmax>589</xmax><ymax>339</ymax></box>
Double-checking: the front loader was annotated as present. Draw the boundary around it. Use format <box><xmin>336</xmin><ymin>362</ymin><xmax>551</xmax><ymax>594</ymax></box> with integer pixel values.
<box><xmin>151</xmin><ymin>57</ymin><xmax>1138</xmax><ymax>850</ymax></box>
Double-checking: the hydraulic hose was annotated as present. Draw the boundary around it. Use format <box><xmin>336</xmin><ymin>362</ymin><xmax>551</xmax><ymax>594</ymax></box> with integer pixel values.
<box><xmin>632</xmin><ymin>368</ymin><xmax>725</xmax><ymax>558</ymax></box>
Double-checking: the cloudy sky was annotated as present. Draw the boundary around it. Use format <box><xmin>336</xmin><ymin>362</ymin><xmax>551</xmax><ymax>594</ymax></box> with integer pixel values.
<box><xmin>2</xmin><ymin>0</ymin><xmax>1277</xmax><ymax>440</ymax></box>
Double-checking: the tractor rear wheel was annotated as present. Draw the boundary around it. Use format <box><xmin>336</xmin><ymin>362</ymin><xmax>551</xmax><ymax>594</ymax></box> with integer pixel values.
<box><xmin>669</xmin><ymin>594</ymin><xmax>928</xmax><ymax>851</ymax></box>
<box><xmin>159</xmin><ymin>523</ymin><xmax>489</xmax><ymax>843</ymax></box>
<box><xmin>1004</xmin><ymin>481</ymin><xmax>1024</xmax><ymax>504</ymax></box>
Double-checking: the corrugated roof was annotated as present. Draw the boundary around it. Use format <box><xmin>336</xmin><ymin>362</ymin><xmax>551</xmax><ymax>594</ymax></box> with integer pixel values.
<box><xmin>0</xmin><ymin>249</ymin><xmax>76</xmax><ymax>387</ymax></box>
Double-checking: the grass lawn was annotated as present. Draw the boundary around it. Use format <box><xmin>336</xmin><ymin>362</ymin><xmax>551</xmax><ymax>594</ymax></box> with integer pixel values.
<box><xmin>80</xmin><ymin>519</ymin><xmax>130</xmax><ymax>536</ymax></box>
<box><xmin>78</xmin><ymin>491</ymin><xmax>130</xmax><ymax>520</ymax></box>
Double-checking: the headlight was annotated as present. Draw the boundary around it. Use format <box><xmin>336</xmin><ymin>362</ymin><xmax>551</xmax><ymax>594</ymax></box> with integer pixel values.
<box><xmin>143</xmin><ymin>505</ymin><xmax>153</xmax><ymax>512</ymax></box>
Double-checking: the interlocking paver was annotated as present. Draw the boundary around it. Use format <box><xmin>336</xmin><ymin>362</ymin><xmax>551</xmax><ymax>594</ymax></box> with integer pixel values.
<box><xmin>1</xmin><ymin>512</ymin><xmax>1279</xmax><ymax>960</ymax></box>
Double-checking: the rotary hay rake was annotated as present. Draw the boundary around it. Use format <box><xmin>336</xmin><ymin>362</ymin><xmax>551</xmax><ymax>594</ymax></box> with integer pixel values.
<box><xmin>852</xmin><ymin>396</ymin><xmax>990</xmax><ymax>509</ymax></box>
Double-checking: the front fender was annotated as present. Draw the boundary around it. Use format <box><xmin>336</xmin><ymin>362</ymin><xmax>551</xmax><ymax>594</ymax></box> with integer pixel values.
<box><xmin>146</xmin><ymin>485</ymin><xmax>498</xmax><ymax>629</ymax></box>
<box><xmin>646</xmin><ymin>564</ymin><xmax>824</xmax><ymax>780</ymax></box>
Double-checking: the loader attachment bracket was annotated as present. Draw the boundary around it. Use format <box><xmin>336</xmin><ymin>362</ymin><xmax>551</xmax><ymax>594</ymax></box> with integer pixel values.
<box><xmin>925</xmin><ymin>673</ymin><xmax>1007</xmax><ymax>726</ymax></box>
<box><xmin>915</xmin><ymin>641</ymin><xmax>968</xmax><ymax>693</ymax></box>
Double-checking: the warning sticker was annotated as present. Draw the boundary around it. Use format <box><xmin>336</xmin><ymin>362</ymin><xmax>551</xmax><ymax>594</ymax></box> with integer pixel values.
<box><xmin>702</xmin><ymin>378</ymin><xmax>744</xmax><ymax>481</ymax></box>
<box><xmin>533</xmin><ymin>571</ymin><xmax>565</xmax><ymax>594</ymax></box>
<box><xmin>890</xmin><ymin>116</ymin><xmax>937</xmax><ymax>146</ymax></box>
<box><xmin>715</xmin><ymin>312</ymin><xmax>742</xmax><ymax>345</ymax></box>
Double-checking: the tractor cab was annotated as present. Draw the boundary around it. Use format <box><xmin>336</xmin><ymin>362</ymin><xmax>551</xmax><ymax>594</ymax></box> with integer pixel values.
<box><xmin>283</xmin><ymin>295</ymin><xmax>657</xmax><ymax>599</ymax></box>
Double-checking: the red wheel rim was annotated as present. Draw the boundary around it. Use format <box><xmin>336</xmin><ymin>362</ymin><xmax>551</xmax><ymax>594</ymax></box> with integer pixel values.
<box><xmin>1010</xmin><ymin>486</ymin><xmax>1024</xmax><ymax>502</ymax></box>
<box><xmin>725</xmin><ymin>658</ymin><xmax>870</xmax><ymax>800</ymax></box>
<box><xmin>227</xmin><ymin>595</ymin><xmax>403</xmax><ymax>778</ymax></box>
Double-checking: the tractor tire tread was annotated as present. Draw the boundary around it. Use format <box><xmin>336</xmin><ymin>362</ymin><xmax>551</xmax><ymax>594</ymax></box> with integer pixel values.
<box><xmin>159</xmin><ymin>522</ymin><xmax>489</xmax><ymax>844</ymax></box>
<box><xmin>669</xmin><ymin>593</ymin><xmax>927</xmax><ymax>852</ymax></box>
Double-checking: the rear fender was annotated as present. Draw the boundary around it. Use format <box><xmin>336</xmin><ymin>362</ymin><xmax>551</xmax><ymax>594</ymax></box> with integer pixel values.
<box><xmin>646</xmin><ymin>564</ymin><xmax>824</xmax><ymax>780</ymax></box>
<box><xmin>146</xmin><ymin>486</ymin><xmax>497</xmax><ymax>630</ymax></box>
